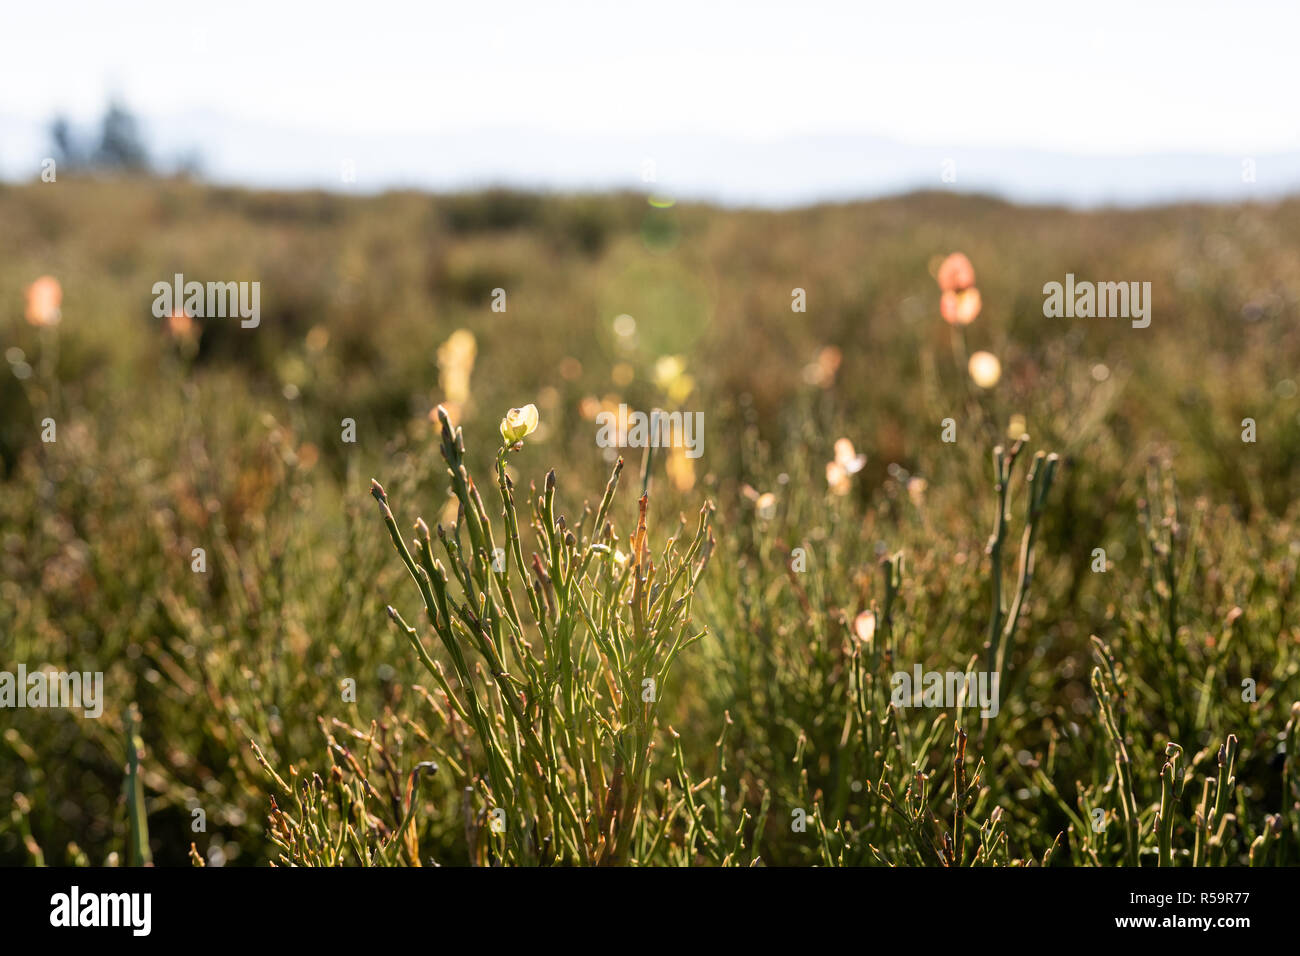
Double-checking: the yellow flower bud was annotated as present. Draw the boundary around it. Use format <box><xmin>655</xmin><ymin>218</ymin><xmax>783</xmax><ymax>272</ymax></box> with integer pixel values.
<box><xmin>500</xmin><ymin>404</ymin><xmax>539</xmax><ymax>444</ymax></box>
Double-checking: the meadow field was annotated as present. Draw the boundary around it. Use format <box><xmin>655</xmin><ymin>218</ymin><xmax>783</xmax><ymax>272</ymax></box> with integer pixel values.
<box><xmin>2</xmin><ymin>179</ymin><xmax>1299</xmax><ymax>866</ymax></box>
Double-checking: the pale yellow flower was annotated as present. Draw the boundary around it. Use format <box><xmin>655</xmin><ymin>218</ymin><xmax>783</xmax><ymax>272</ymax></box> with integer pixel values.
<box><xmin>968</xmin><ymin>351</ymin><xmax>1001</xmax><ymax>388</ymax></box>
<box><xmin>653</xmin><ymin>355</ymin><xmax>686</xmax><ymax>386</ymax></box>
<box><xmin>1008</xmin><ymin>413</ymin><xmax>1028</xmax><ymax>440</ymax></box>
<box><xmin>741</xmin><ymin>484</ymin><xmax>777</xmax><ymax>520</ymax></box>
<box><xmin>653</xmin><ymin>354</ymin><xmax>695</xmax><ymax>403</ymax></box>
<box><xmin>833</xmin><ymin>438</ymin><xmax>866</xmax><ymax>474</ymax></box>
<box><xmin>826</xmin><ymin>438</ymin><xmax>866</xmax><ymax>496</ymax></box>
<box><xmin>437</xmin><ymin>329</ymin><xmax>477</xmax><ymax>405</ymax></box>
<box><xmin>439</xmin><ymin>494</ymin><xmax>461</xmax><ymax>528</ymax></box>
<box><xmin>500</xmin><ymin>404</ymin><xmax>540</xmax><ymax>444</ymax></box>
<box><xmin>826</xmin><ymin>462</ymin><xmax>851</xmax><ymax>496</ymax></box>
<box><xmin>907</xmin><ymin>476</ymin><xmax>928</xmax><ymax>508</ymax></box>
<box><xmin>665</xmin><ymin>444</ymin><xmax>696</xmax><ymax>492</ymax></box>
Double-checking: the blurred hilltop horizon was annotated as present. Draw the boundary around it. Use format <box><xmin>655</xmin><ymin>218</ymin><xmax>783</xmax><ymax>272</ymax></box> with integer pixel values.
<box><xmin>5</xmin><ymin>100</ymin><xmax>1300</xmax><ymax>209</ymax></box>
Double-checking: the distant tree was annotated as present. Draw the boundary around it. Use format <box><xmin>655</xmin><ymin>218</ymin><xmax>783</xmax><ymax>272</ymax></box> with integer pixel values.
<box><xmin>93</xmin><ymin>101</ymin><xmax>150</xmax><ymax>171</ymax></box>
<box><xmin>49</xmin><ymin>116</ymin><xmax>84</xmax><ymax>169</ymax></box>
<box><xmin>47</xmin><ymin>100</ymin><xmax>152</xmax><ymax>174</ymax></box>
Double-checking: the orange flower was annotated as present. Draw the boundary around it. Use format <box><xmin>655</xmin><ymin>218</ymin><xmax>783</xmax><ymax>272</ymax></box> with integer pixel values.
<box><xmin>937</xmin><ymin>253</ymin><xmax>975</xmax><ymax>292</ymax></box>
<box><xmin>802</xmin><ymin>345</ymin><xmax>843</xmax><ymax>388</ymax></box>
<box><xmin>853</xmin><ymin>610</ymin><xmax>876</xmax><ymax>644</ymax></box>
<box><xmin>167</xmin><ymin>308</ymin><xmax>197</xmax><ymax>341</ymax></box>
<box><xmin>936</xmin><ymin>253</ymin><xmax>982</xmax><ymax>325</ymax></box>
<box><xmin>25</xmin><ymin>276</ymin><xmax>62</xmax><ymax>327</ymax></box>
<box><xmin>940</xmin><ymin>287</ymin><xmax>981</xmax><ymax>325</ymax></box>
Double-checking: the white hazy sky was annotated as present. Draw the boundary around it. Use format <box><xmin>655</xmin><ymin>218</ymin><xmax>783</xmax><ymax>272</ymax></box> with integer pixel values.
<box><xmin>5</xmin><ymin>0</ymin><xmax>1298</xmax><ymax>152</ymax></box>
<box><xmin>3</xmin><ymin>1</ymin><xmax>1299</xmax><ymax>205</ymax></box>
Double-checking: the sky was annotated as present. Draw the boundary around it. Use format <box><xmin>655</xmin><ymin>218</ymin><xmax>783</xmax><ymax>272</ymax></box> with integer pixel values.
<box><xmin>3</xmin><ymin>0</ymin><xmax>1299</xmax><ymax>205</ymax></box>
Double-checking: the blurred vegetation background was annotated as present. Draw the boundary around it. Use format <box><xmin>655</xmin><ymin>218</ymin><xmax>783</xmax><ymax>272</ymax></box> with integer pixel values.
<box><xmin>2</xmin><ymin>172</ymin><xmax>1299</xmax><ymax>865</ymax></box>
